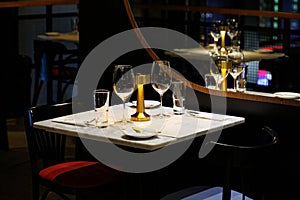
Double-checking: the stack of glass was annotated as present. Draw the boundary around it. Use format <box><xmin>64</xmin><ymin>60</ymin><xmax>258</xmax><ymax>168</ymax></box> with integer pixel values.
<box><xmin>208</xmin><ymin>18</ymin><xmax>246</xmax><ymax>92</ymax></box>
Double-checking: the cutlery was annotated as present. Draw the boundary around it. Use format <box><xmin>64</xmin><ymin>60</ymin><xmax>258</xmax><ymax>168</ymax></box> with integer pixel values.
<box><xmin>185</xmin><ymin>110</ymin><xmax>225</xmax><ymax>121</ymax></box>
<box><xmin>52</xmin><ymin>119</ymin><xmax>98</xmax><ymax>127</ymax></box>
<box><xmin>52</xmin><ymin>120</ymin><xmax>86</xmax><ymax>127</ymax></box>
<box><xmin>83</xmin><ymin>118</ymin><xmax>96</xmax><ymax>125</ymax></box>
<box><xmin>132</xmin><ymin>127</ymin><xmax>160</xmax><ymax>134</ymax></box>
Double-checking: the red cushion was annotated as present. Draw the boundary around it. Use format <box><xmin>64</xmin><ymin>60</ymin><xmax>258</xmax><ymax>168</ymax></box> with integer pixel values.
<box><xmin>39</xmin><ymin>161</ymin><xmax>122</xmax><ymax>189</ymax></box>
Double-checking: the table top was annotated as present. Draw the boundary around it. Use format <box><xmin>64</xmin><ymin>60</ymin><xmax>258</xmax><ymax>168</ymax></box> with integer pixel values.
<box><xmin>167</xmin><ymin>47</ymin><xmax>285</xmax><ymax>62</ymax></box>
<box><xmin>33</xmin><ymin>105</ymin><xmax>245</xmax><ymax>151</ymax></box>
<box><xmin>37</xmin><ymin>32</ymin><xmax>79</xmax><ymax>43</ymax></box>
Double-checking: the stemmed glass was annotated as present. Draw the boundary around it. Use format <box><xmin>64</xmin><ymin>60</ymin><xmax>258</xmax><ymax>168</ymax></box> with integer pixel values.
<box><xmin>151</xmin><ymin>60</ymin><xmax>172</xmax><ymax>118</ymax></box>
<box><xmin>210</xmin><ymin>20</ymin><xmax>222</xmax><ymax>44</ymax></box>
<box><xmin>210</xmin><ymin>20</ymin><xmax>222</xmax><ymax>53</ymax></box>
<box><xmin>228</xmin><ymin>47</ymin><xmax>244</xmax><ymax>91</ymax></box>
<box><xmin>113</xmin><ymin>65</ymin><xmax>135</xmax><ymax>126</ymax></box>
<box><xmin>229</xmin><ymin>64</ymin><xmax>245</xmax><ymax>92</ymax></box>
<box><xmin>210</xmin><ymin>60</ymin><xmax>229</xmax><ymax>90</ymax></box>
<box><xmin>227</xmin><ymin>18</ymin><xmax>239</xmax><ymax>47</ymax></box>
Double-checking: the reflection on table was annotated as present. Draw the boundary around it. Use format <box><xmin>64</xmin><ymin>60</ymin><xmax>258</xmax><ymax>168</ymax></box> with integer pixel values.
<box><xmin>37</xmin><ymin>31</ymin><xmax>79</xmax><ymax>43</ymax></box>
<box><xmin>167</xmin><ymin>47</ymin><xmax>285</xmax><ymax>62</ymax></box>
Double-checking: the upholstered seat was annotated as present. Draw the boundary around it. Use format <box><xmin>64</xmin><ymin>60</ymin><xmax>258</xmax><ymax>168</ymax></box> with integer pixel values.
<box><xmin>39</xmin><ymin>161</ymin><xmax>121</xmax><ymax>189</ymax></box>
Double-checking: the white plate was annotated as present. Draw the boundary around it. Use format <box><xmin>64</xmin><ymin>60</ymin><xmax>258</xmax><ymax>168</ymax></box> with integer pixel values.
<box><xmin>127</xmin><ymin>100</ymin><xmax>160</xmax><ymax>109</ymax></box>
<box><xmin>274</xmin><ymin>92</ymin><xmax>300</xmax><ymax>99</ymax></box>
<box><xmin>45</xmin><ymin>32</ymin><xmax>60</xmax><ymax>36</ymax></box>
<box><xmin>122</xmin><ymin>129</ymin><xmax>156</xmax><ymax>139</ymax></box>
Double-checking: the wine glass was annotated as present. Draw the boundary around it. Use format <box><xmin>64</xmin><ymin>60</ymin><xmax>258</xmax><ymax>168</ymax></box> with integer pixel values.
<box><xmin>229</xmin><ymin>64</ymin><xmax>245</xmax><ymax>92</ymax></box>
<box><xmin>210</xmin><ymin>20</ymin><xmax>222</xmax><ymax>52</ymax></box>
<box><xmin>151</xmin><ymin>60</ymin><xmax>172</xmax><ymax>118</ymax></box>
<box><xmin>227</xmin><ymin>18</ymin><xmax>239</xmax><ymax>47</ymax></box>
<box><xmin>113</xmin><ymin>65</ymin><xmax>135</xmax><ymax>126</ymax></box>
<box><xmin>228</xmin><ymin>47</ymin><xmax>244</xmax><ymax>91</ymax></box>
<box><xmin>210</xmin><ymin>20</ymin><xmax>222</xmax><ymax>44</ymax></box>
<box><xmin>210</xmin><ymin>59</ymin><xmax>229</xmax><ymax>90</ymax></box>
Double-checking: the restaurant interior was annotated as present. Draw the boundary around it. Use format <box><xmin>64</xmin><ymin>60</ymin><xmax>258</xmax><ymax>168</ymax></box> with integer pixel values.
<box><xmin>1</xmin><ymin>0</ymin><xmax>300</xmax><ymax>199</ymax></box>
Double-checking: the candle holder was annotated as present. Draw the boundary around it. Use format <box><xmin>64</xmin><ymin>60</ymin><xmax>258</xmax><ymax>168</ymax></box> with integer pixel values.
<box><xmin>131</xmin><ymin>74</ymin><xmax>151</xmax><ymax>121</ymax></box>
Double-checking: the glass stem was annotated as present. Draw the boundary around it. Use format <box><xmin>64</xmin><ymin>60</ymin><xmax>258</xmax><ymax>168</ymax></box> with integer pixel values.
<box><xmin>122</xmin><ymin>101</ymin><xmax>126</xmax><ymax>123</ymax></box>
<box><xmin>160</xmin><ymin>95</ymin><xmax>163</xmax><ymax>117</ymax></box>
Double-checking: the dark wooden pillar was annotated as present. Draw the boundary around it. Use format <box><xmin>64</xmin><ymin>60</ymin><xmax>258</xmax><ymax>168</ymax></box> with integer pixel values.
<box><xmin>79</xmin><ymin>0</ymin><xmax>132</xmax><ymax>63</ymax></box>
<box><xmin>0</xmin><ymin>5</ymin><xmax>18</xmax><ymax>150</ymax></box>
<box><xmin>78</xmin><ymin>0</ymin><xmax>153</xmax><ymax>92</ymax></box>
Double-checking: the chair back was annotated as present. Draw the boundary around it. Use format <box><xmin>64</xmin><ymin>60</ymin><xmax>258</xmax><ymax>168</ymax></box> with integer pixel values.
<box><xmin>24</xmin><ymin>103</ymin><xmax>73</xmax><ymax>178</ymax></box>
<box><xmin>33</xmin><ymin>40</ymin><xmax>67</xmax><ymax>81</ymax></box>
<box><xmin>203</xmin><ymin>126</ymin><xmax>279</xmax><ymax>199</ymax></box>
<box><xmin>206</xmin><ymin>126</ymin><xmax>278</xmax><ymax>166</ymax></box>
<box><xmin>33</xmin><ymin>40</ymin><xmax>79</xmax><ymax>80</ymax></box>
<box><xmin>32</xmin><ymin>39</ymin><xmax>79</xmax><ymax>105</ymax></box>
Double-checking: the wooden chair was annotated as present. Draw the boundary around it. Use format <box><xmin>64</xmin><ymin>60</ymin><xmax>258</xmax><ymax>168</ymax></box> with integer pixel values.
<box><xmin>24</xmin><ymin>102</ymin><xmax>125</xmax><ymax>200</ymax></box>
<box><xmin>32</xmin><ymin>39</ymin><xmax>79</xmax><ymax>106</ymax></box>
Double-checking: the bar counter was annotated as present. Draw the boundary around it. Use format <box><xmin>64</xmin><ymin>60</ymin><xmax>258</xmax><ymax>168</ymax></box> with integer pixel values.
<box><xmin>193</xmin><ymin>84</ymin><xmax>300</xmax><ymax>107</ymax></box>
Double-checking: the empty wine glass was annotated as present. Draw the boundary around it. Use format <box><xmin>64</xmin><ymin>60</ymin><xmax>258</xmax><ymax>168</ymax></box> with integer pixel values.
<box><xmin>113</xmin><ymin>65</ymin><xmax>135</xmax><ymax>126</ymax></box>
<box><xmin>229</xmin><ymin>64</ymin><xmax>245</xmax><ymax>92</ymax></box>
<box><xmin>210</xmin><ymin>59</ymin><xmax>229</xmax><ymax>90</ymax></box>
<box><xmin>210</xmin><ymin>20</ymin><xmax>222</xmax><ymax>44</ymax></box>
<box><xmin>228</xmin><ymin>47</ymin><xmax>244</xmax><ymax>91</ymax></box>
<box><xmin>151</xmin><ymin>60</ymin><xmax>172</xmax><ymax>118</ymax></box>
<box><xmin>227</xmin><ymin>18</ymin><xmax>239</xmax><ymax>47</ymax></box>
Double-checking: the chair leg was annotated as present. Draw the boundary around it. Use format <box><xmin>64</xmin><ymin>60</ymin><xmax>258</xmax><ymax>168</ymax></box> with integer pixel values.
<box><xmin>31</xmin><ymin>181</ymin><xmax>40</xmax><ymax>200</ymax></box>
<box><xmin>32</xmin><ymin>80</ymin><xmax>44</xmax><ymax>106</ymax></box>
<box><xmin>222</xmin><ymin>160</ymin><xmax>232</xmax><ymax>200</ymax></box>
<box><xmin>46</xmin><ymin>81</ymin><xmax>54</xmax><ymax>105</ymax></box>
<box><xmin>59</xmin><ymin>82</ymin><xmax>72</xmax><ymax>103</ymax></box>
<box><xmin>57</xmin><ymin>79</ymin><xmax>63</xmax><ymax>103</ymax></box>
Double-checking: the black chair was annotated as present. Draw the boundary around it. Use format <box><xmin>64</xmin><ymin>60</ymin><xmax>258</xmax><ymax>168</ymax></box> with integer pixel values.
<box><xmin>161</xmin><ymin>126</ymin><xmax>279</xmax><ymax>200</ymax></box>
<box><xmin>32</xmin><ymin>39</ymin><xmax>79</xmax><ymax>106</ymax></box>
<box><xmin>201</xmin><ymin>125</ymin><xmax>279</xmax><ymax>200</ymax></box>
<box><xmin>24</xmin><ymin>102</ymin><xmax>125</xmax><ymax>200</ymax></box>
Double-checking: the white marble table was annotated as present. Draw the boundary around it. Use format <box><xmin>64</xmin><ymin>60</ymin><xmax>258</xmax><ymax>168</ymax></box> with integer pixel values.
<box><xmin>33</xmin><ymin>105</ymin><xmax>245</xmax><ymax>151</ymax></box>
